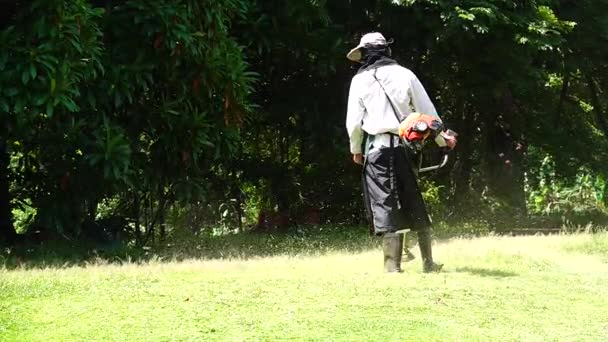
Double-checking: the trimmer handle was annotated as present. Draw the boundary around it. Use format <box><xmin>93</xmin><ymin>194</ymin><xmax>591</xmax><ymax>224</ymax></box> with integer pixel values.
<box><xmin>408</xmin><ymin>128</ymin><xmax>457</xmax><ymax>174</ymax></box>
<box><xmin>418</xmin><ymin>153</ymin><xmax>449</xmax><ymax>173</ymax></box>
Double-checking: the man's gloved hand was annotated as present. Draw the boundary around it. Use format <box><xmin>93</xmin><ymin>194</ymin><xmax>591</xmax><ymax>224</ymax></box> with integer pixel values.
<box><xmin>440</xmin><ymin>130</ymin><xmax>458</xmax><ymax>150</ymax></box>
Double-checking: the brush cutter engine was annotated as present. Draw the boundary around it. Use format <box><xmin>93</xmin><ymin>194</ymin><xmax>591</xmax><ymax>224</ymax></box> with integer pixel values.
<box><xmin>398</xmin><ymin>113</ymin><xmax>458</xmax><ymax>173</ymax></box>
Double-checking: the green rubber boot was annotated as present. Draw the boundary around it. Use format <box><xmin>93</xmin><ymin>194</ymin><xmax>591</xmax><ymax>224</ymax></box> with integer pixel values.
<box><xmin>417</xmin><ymin>230</ymin><xmax>443</xmax><ymax>273</ymax></box>
<box><xmin>382</xmin><ymin>233</ymin><xmax>403</xmax><ymax>273</ymax></box>
<box><xmin>403</xmin><ymin>232</ymin><xmax>416</xmax><ymax>262</ymax></box>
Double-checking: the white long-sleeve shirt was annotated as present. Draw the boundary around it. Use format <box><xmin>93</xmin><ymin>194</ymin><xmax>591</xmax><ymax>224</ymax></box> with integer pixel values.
<box><xmin>346</xmin><ymin>64</ymin><xmax>438</xmax><ymax>154</ymax></box>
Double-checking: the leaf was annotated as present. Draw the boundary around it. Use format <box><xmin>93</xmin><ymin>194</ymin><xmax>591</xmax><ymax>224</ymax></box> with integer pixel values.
<box><xmin>61</xmin><ymin>96</ymin><xmax>79</xmax><ymax>112</ymax></box>
<box><xmin>33</xmin><ymin>95</ymin><xmax>47</xmax><ymax>106</ymax></box>
<box><xmin>50</xmin><ymin>79</ymin><xmax>57</xmax><ymax>93</ymax></box>
<box><xmin>87</xmin><ymin>91</ymin><xmax>96</xmax><ymax>109</ymax></box>
<box><xmin>69</xmin><ymin>38</ymin><xmax>83</xmax><ymax>53</ymax></box>
<box><xmin>86</xmin><ymin>154</ymin><xmax>102</xmax><ymax>166</ymax></box>
<box><xmin>458</xmin><ymin>13</ymin><xmax>475</xmax><ymax>21</ymax></box>
<box><xmin>4</xmin><ymin>88</ymin><xmax>18</xmax><ymax>96</ymax></box>
<box><xmin>46</xmin><ymin>101</ymin><xmax>54</xmax><ymax>118</ymax></box>
<box><xmin>0</xmin><ymin>99</ymin><xmax>9</xmax><ymax>112</ymax></box>
<box><xmin>13</xmin><ymin>97</ymin><xmax>24</xmax><ymax>113</ymax></box>
<box><xmin>0</xmin><ymin>53</ymin><xmax>7</xmax><ymax>71</ymax></box>
<box><xmin>30</xmin><ymin>64</ymin><xmax>37</xmax><ymax>80</ymax></box>
<box><xmin>92</xmin><ymin>7</ymin><xmax>106</xmax><ymax>16</ymax></box>
<box><xmin>114</xmin><ymin>93</ymin><xmax>122</xmax><ymax>108</ymax></box>
<box><xmin>38</xmin><ymin>59</ymin><xmax>56</xmax><ymax>73</ymax></box>
<box><xmin>21</xmin><ymin>70</ymin><xmax>30</xmax><ymax>85</ymax></box>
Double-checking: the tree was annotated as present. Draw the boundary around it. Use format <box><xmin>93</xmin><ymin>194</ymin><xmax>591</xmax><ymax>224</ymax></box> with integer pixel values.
<box><xmin>1</xmin><ymin>0</ymin><xmax>254</xmax><ymax>244</ymax></box>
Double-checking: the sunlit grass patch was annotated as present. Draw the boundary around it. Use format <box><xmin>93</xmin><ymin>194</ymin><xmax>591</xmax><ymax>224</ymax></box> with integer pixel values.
<box><xmin>1</xmin><ymin>233</ymin><xmax>608</xmax><ymax>341</ymax></box>
<box><xmin>562</xmin><ymin>232</ymin><xmax>608</xmax><ymax>261</ymax></box>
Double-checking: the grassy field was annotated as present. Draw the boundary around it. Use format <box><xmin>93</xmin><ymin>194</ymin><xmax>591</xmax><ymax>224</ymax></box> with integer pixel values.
<box><xmin>1</xmin><ymin>231</ymin><xmax>607</xmax><ymax>341</ymax></box>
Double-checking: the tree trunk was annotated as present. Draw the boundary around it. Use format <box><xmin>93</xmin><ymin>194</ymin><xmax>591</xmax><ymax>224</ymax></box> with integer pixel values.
<box><xmin>555</xmin><ymin>71</ymin><xmax>571</xmax><ymax>129</ymax></box>
<box><xmin>453</xmin><ymin>106</ymin><xmax>476</xmax><ymax>209</ymax></box>
<box><xmin>586</xmin><ymin>73</ymin><xmax>608</xmax><ymax>143</ymax></box>
<box><xmin>232</xmin><ymin>184</ymin><xmax>243</xmax><ymax>234</ymax></box>
<box><xmin>133</xmin><ymin>191</ymin><xmax>142</xmax><ymax>242</ymax></box>
<box><xmin>271</xmin><ymin>133</ymin><xmax>291</xmax><ymax>232</ymax></box>
<box><xmin>159</xmin><ymin>208</ymin><xmax>166</xmax><ymax>241</ymax></box>
<box><xmin>484</xmin><ymin>89</ymin><xmax>528</xmax><ymax>218</ymax></box>
<box><xmin>0</xmin><ymin>139</ymin><xmax>16</xmax><ymax>245</ymax></box>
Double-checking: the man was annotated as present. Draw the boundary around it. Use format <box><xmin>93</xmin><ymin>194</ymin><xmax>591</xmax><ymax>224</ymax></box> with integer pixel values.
<box><xmin>346</xmin><ymin>32</ymin><xmax>452</xmax><ymax>273</ymax></box>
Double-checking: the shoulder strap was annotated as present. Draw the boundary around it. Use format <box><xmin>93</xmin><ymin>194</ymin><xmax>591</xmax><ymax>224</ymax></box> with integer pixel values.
<box><xmin>372</xmin><ymin>69</ymin><xmax>417</xmax><ymax>152</ymax></box>
<box><xmin>373</xmin><ymin>69</ymin><xmax>402</xmax><ymax>124</ymax></box>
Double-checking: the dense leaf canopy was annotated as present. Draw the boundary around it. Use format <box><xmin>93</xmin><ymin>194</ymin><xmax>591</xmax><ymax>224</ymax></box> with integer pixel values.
<box><xmin>1</xmin><ymin>0</ymin><xmax>607</xmax><ymax>245</ymax></box>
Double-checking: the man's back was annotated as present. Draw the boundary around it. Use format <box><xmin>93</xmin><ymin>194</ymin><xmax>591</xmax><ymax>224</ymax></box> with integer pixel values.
<box><xmin>346</xmin><ymin>64</ymin><xmax>438</xmax><ymax>152</ymax></box>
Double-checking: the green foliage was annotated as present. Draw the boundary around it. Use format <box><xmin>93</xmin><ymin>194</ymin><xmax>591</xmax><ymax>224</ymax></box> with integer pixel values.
<box><xmin>10</xmin><ymin>203</ymin><xmax>36</xmax><ymax>235</ymax></box>
<box><xmin>418</xmin><ymin>178</ymin><xmax>444</xmax><ymax>217</ymax></box>
<box><xmin>527</xmin><ymin>155</ymin><xmax>607</xmax><ymax>216</ymax></box>
<box><xmin>86</xmin><ymin>118</ymin><xmax>132</xmax><ymax>182</ymax></box>
<box><xmin>2</xmin><ymin>0</ymin><xmax>608</xmax><ymax>244</ymax></box>
<box><xmin>0</xmin><ymin>1</ymin><xmax>104</xmax><ymax>120</ymax></box>
<box><xmin>1</xmin><ymin>0</ymin><xmax>255</xmax><ymax>241</ymax></box>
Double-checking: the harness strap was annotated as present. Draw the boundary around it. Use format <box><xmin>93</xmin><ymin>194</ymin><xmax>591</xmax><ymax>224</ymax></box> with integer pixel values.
<box><xmin>372</xmin><ymin>69</ymin><xmax>416</xmax><ymax>152</ymax></box>
<box><xmin>373</xmin><ymin>69</ymin><xmax>402</xmax><ymax>125</ymax></box>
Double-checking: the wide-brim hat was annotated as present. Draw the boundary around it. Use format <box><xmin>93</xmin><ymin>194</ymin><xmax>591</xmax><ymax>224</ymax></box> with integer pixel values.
<box><xmin>346</xmin><ymin>32</ymin><xmax>388</xmax><ymax>62</ymax></box>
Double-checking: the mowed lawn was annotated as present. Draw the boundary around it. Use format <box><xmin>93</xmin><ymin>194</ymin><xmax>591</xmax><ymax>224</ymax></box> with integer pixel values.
<box><xmin>1</xmin><ymin>233</ymin><xmax>607</xmax><ymax>341</ymax></box>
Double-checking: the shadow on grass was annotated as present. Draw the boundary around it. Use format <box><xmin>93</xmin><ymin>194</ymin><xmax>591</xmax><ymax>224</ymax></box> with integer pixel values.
<box><xmin>454</xmin><ymin>267</ymin><xmax>518</xmax><ymax>278</ymax></box>
<box><xmin>0</xmin><ymin>225</ymin><xmax>381</xmax><ymax>270</ymax></box>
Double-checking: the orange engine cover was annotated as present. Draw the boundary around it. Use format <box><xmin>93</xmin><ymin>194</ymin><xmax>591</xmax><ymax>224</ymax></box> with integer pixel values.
<box><xmin>399</xmin><ymin>113</ymin><xmax>443</xmax><ymax>143</ymax></box>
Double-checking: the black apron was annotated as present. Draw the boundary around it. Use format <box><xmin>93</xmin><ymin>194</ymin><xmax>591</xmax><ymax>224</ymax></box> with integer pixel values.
<box><xmin>362</xmin><ymin>136</ymin><xmax>431</xmax><ymax>235</ymax></box>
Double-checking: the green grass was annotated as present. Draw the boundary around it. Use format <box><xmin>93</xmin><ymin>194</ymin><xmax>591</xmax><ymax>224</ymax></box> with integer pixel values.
<box><xmin>1</xmin><ymin>232</ymin><xmax>608</xmax><ymax>341</ymax></box>
<box><xmin>563</xmin><ymin>232</ymin><xmax>608</xmax><ymax>261</ymax></box>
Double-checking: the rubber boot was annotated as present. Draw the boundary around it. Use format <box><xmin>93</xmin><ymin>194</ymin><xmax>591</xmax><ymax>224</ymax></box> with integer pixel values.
<box><xmin>417</xmin><ymin>230</ymin><xmax>443</xmax><ymax>273</ymax></box>
<box><xmin>403</xmin><ymin>248</ymin><xmax>416</xmax><ymax>262</ymax></box>
<box><xmin>382</xmin><ymin>233</ymin><xmax>403</xmax><ymax>273</ymax></box>
<box><xmin>403</xmin><ymin>233</ymin><xmax>416</xmax><ymax>262</ymax></box>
